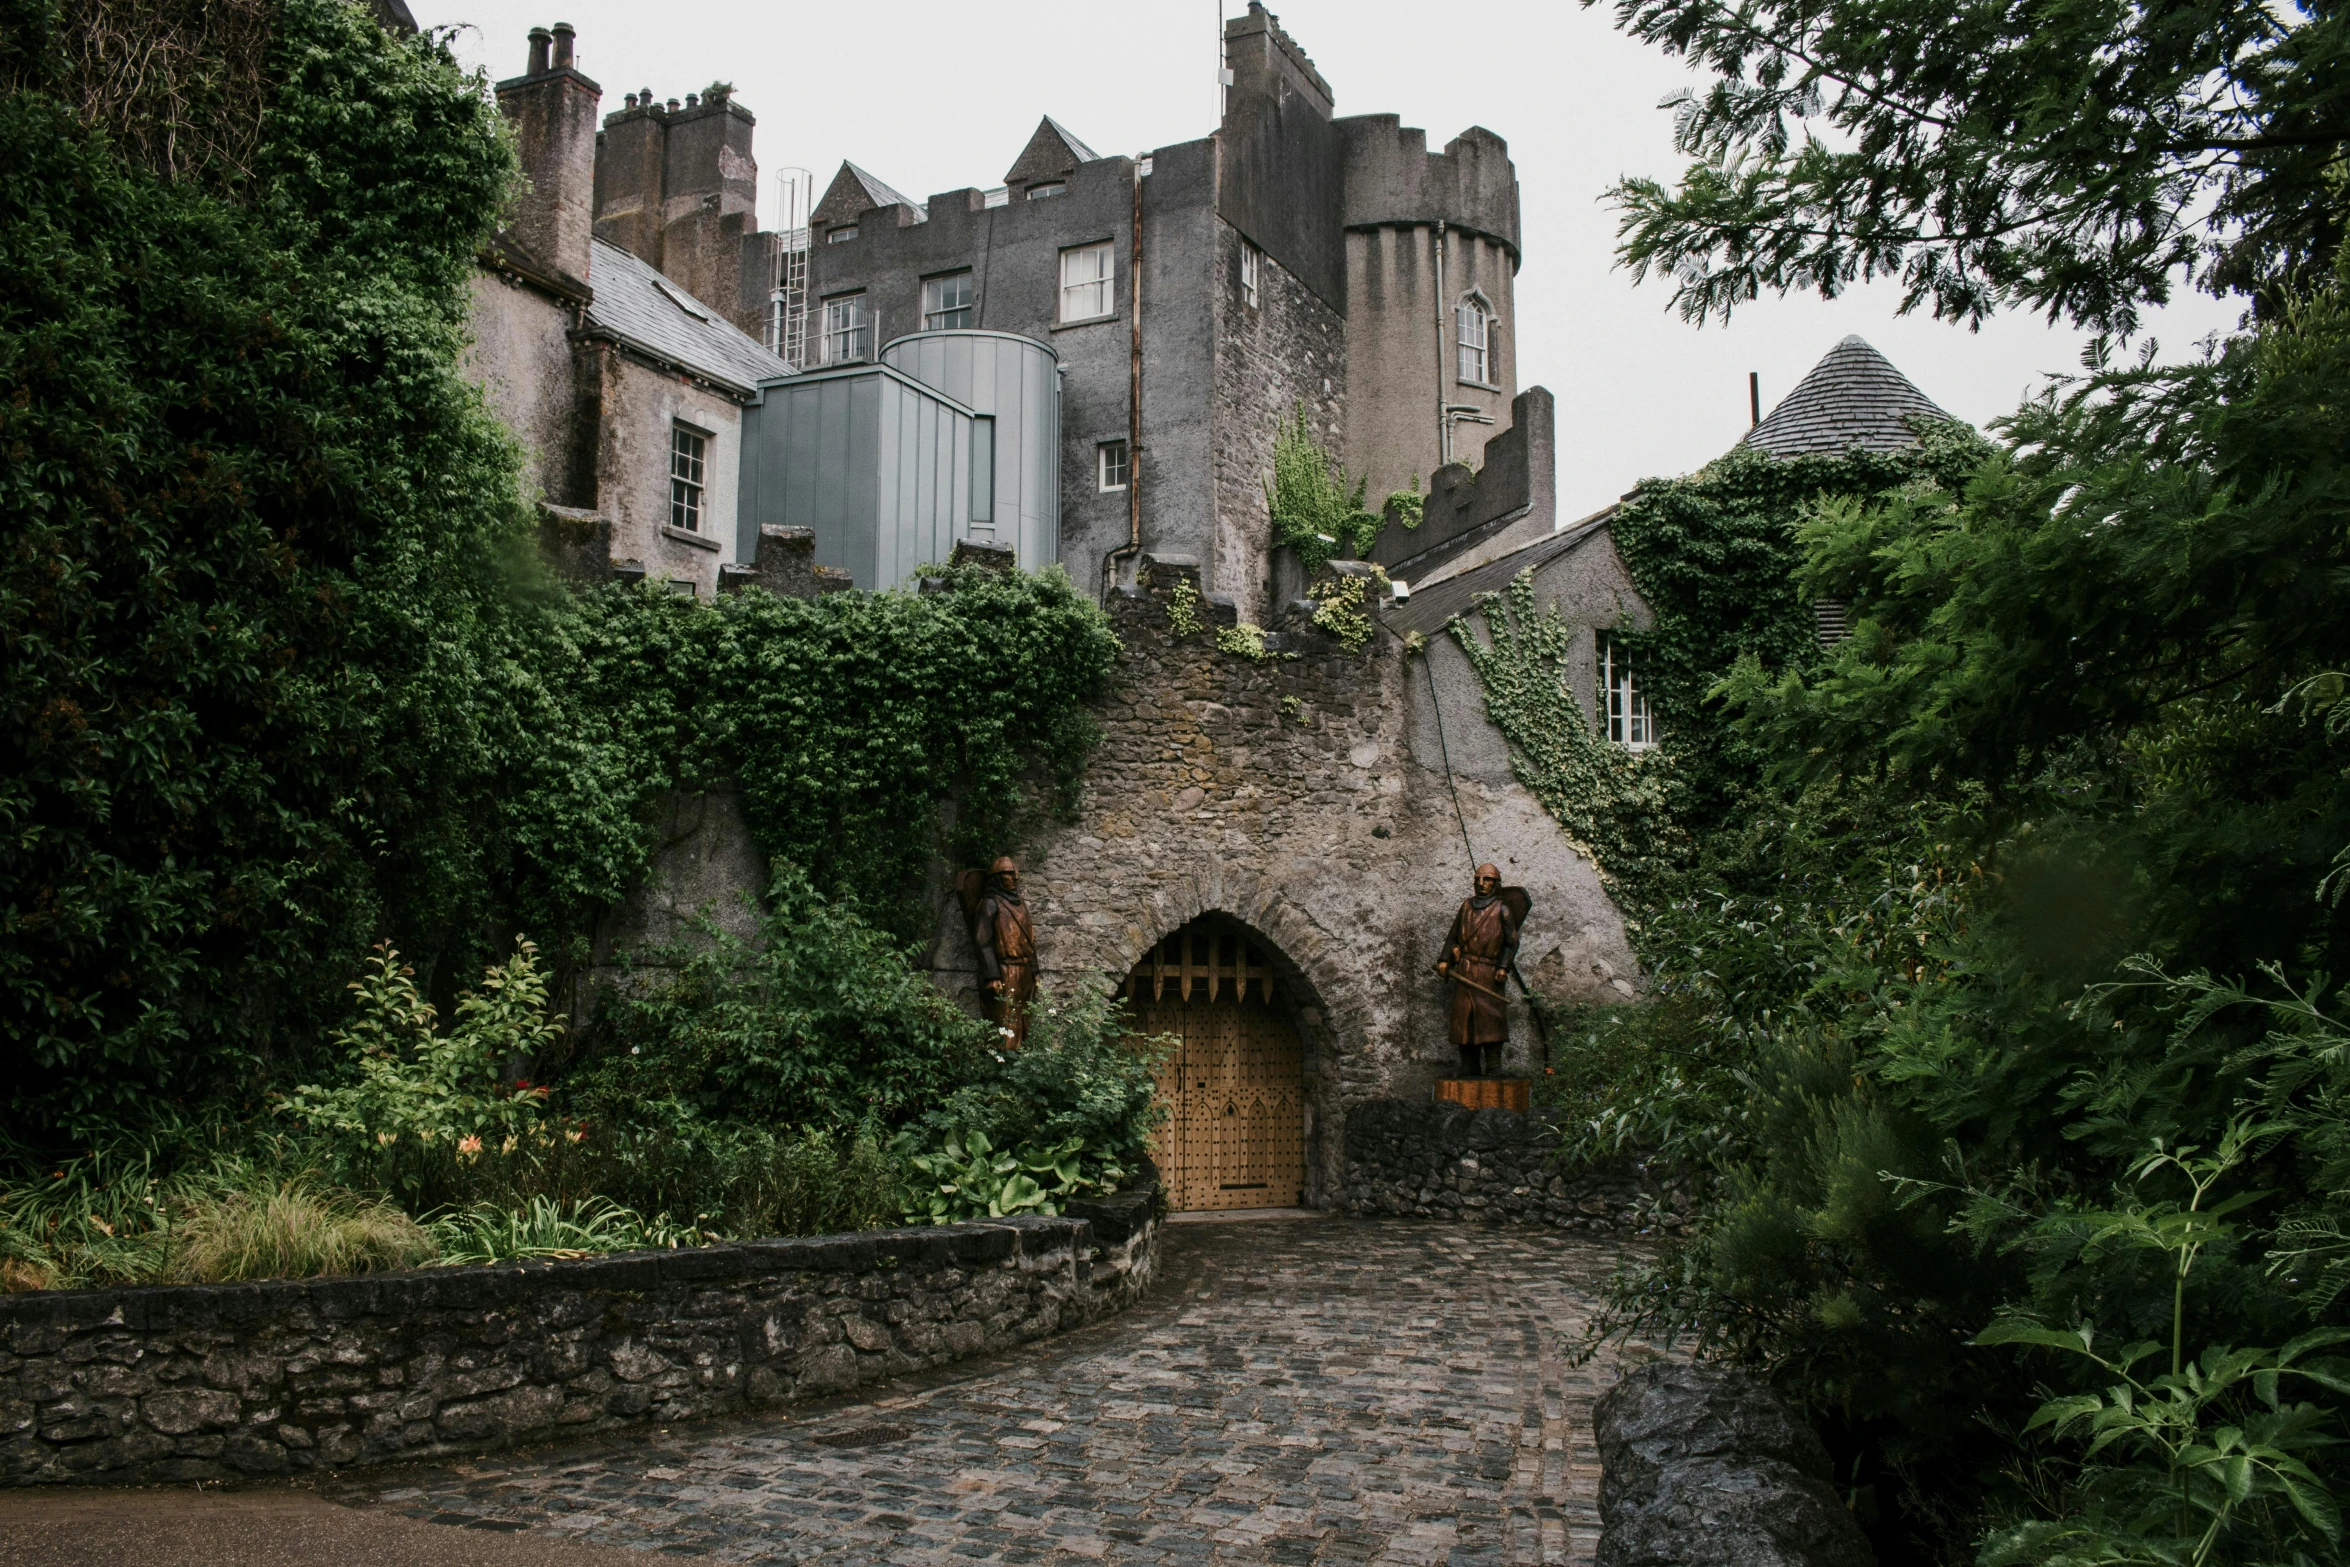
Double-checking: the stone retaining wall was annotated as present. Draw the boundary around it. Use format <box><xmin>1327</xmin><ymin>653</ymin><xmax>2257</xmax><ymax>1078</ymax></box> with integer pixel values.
<box><xmin>1339</xmin><ymin>1098</ymin><xmax>1693</xmax><ymax>1234</ymax></box>
<box><xmin>0</xmin><ymin>1192</ymin><xmax>1156</xmax><ymax>1487</ymax></box>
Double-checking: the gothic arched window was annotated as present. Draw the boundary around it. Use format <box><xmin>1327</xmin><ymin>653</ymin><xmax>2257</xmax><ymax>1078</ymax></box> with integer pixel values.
<box><xmin>1456</xmin><ymin>294</ymin><xmax>1493</xmax><ymax>385</ymax></box>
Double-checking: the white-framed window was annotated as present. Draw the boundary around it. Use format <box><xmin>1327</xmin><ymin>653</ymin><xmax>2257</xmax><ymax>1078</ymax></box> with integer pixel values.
<box><xmin>827</xmin><ymin>224</ymin><xmax>858</xmax><ymax>244</ymax></box>
<box><xmin>1239</xmin><ymin>240</ymin><xmax>1261</xmax><ymax>309</ymax></box>
<box><xmin>1598</xmin><ymin>636</ymin><xmax>1658</xmax><ymax>750</ymax></box>
<box><xmin>1058</xmin><ymin>240</ymin><xmax>1114</xmax><ymax>321</ymax></box>
<box><xmin>922</xmin><ymin>271</ymin><xmax>975</xmax><ymax>331</ymax></box>
<box><xmin>1026</xmin><ymin>181</ymin><xmax>1066</xmax><ymax>200</ymax></box>
<box><xmin>669</xmin><ymin>422</ymin><xmax>708</xmax><ymax>533</ymax></box>
<box><xmin>1456</xmin><ymin>295</ymin><xmax>1492</xmax><ymax>385</ymax></box>
<box><xmin>1097</xmin><ymin>438</ymin><xmax>1130</xmax><ymax>492</ymax></box>
<box><xmin>821</xmin><ymin>292</ymin><xmax>870</xmax><ymax>363</ymax></box>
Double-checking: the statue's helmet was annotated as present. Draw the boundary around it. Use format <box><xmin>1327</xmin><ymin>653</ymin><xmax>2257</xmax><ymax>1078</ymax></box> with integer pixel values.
<box><xmin>989</xmin><ymin>855</ymin><xmax>1020</xmax><ymax>880</ymax></box>
<box><xmin>1475</xmin><ymin>862</ymin><xmax>1501</xmax><ymax>886</ymax></box>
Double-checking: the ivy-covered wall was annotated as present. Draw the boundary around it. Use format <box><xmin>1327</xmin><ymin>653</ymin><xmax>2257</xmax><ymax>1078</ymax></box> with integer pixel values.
<box><xmin>1432</xmin><ymin>425</ymin><xmax>1997</xmax><ymax>907</ymax></box>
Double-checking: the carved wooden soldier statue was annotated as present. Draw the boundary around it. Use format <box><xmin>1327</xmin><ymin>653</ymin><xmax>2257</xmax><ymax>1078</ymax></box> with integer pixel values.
<box><xmin>957</xmin><ymin>855</ymin><xmax>1038</xmax><ymax>1049</ymax></box>
<box><xmin>1438</xmin><ymin>863</ymin><xmax>1526</xmax><ymax>1077</ymax></box>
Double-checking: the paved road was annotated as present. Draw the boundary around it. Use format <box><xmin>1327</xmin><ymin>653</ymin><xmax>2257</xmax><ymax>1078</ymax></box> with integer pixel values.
<box><xmin>0</xmin><ymin>1215</ymin><xmax>1643</xmax><ymax>1567</ymax></box>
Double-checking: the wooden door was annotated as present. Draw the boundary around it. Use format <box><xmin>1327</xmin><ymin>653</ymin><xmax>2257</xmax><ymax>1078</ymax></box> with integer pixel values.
<box><xmin>1126</xmin><ymin>923</ymin><xmax>1305</xmax><ymax>1211</ymax></box>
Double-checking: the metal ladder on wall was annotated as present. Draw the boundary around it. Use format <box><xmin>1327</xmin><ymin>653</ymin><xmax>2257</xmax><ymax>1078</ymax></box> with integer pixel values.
<box><xmin>767</xmin><ymin>167</ymin><xmax>814</xmax><ymax>371</ymax></box>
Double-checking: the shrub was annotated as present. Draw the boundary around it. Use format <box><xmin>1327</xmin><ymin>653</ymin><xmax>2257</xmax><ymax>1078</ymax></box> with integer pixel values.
<box><xmin>576</xmin><ymin>871</ymin><xmax>994</xmax><ymax>1131</ymax></box>
<box><xmin>0</xmin><ymin>0</ymin><xmax>560</xmax><ymax>1139</ymax></box>
<box><xmin>279</xmin><ymin>939</ymin><xmax>560</xmax><ymax>1186</ymax></box>
<box><xmin>900</xmin><ymin>980</ymin><xmax>1170</xmax><ymax>1214</ymax></box>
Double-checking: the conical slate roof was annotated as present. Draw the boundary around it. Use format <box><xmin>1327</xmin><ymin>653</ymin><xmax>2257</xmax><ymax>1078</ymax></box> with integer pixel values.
<box><xmin>811</xmin><ymin>161</ymin><xmax>920</xmax><ymax>226</ymax></box>
<box><xmin>1003</xmin><ymin>116</ymin><xmax>1100</xmax><ymax>187</ymax></box>
<box><xmin>1744</xmin><ymin>335</ymin><xmax>1955</xmax><ymax>457</ymax></box>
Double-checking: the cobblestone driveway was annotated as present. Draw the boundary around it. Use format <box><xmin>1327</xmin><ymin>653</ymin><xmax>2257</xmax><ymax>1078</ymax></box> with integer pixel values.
<box><xmin>332</xmin><ymin>1216</ymin><xmax>1642</xmax><ymax>1566</ymax></box>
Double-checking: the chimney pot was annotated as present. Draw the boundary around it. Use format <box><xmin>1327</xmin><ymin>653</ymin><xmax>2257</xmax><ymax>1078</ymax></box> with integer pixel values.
<box><xmin>685</xmin><ymin>92</ymin><xmax>699</xmax><ymax>109</ymax></box>
<box><xmin>667</xmin><ymin>98</ymin><xmax>680</xmax><ymax>112</ymax></box>
<box><xmin>549</xmin><ymin>21</ymin><xmax>575</xmax><ymax>69</ymax></box>
<box><xmin>526</xmin><ymin>26</ymin><xmax>550</xmax><ymax>76</ymax></box>
<box><xmin>624</xmin><ymin>92</ymin><xmax>637</xmax><ymax>109</ymax></box>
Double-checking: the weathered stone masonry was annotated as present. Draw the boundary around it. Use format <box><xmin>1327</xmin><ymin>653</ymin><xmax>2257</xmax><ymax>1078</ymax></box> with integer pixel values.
<box><xmin>0</xmin><ymin>1196</ymin><xmax>1154</xmax><ymax>1487</ymax></box>
<box><xmin>926</xmin><ymin>559</ymin><xmax>1640</xmax><ymax>1210</ymax></box>
<box><xmin>1339</xmin><ymin>1099</ymin><xmax>1696</xmax><ymax>1236</ymax></box>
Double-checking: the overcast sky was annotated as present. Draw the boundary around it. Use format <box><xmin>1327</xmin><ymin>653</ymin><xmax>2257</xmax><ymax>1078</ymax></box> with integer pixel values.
<box><xmin>419</xmin><ymin>0</ymin><xmax>2245</xmax><ymax>509</ymax></box>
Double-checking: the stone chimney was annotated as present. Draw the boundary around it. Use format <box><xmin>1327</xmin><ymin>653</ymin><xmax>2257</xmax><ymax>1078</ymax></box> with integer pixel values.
<box><xmin>591</xmin><ymin>84</ymin><xmax>763</xmax><ymax>338</ymax></box>
<box><xmin>495</xmin><ymin>21</ymin><xmax>601</xmax><ymax>287</ymax></box>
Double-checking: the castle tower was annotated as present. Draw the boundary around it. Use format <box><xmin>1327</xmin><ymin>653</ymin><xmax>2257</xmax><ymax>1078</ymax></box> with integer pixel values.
<box><xmin>1335</xmin><ymin>117</ymin><xmax>1522</xmax><ymax>502</ymax></box>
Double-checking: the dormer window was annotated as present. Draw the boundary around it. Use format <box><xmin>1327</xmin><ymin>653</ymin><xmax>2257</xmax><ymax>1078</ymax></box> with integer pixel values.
<box><xmin>1026</xmin><ymin>182</ymin><xmax>1066</xmax><ymax>200</ymax></box>
<box><xmin>827</xmin><ymin>224</ymin><xmax>858</xmax><ymax>244</ymax></box>
<box><xmin>1456</xmin><ymin>295</ymin><xmax>1494</xmax><ymax>386</ymax></box>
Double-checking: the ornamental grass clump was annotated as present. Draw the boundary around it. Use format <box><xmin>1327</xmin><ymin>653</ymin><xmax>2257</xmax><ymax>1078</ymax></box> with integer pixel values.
<box><xmin>170</xmin><ymin>1178</ymin><xmax>435</xmax><ymax>1283</ymax></box>
<box><xmin>0</xmin><ymin>1143</ymin><xmax>436</xmax><ymax>1291</ymax></box>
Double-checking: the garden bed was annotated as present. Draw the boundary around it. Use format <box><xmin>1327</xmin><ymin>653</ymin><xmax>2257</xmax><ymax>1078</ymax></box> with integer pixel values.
<box><xmin>0</xmin><ymin>1190</ymin><xmax>1155</xmax><ymax>1487</ymax></box>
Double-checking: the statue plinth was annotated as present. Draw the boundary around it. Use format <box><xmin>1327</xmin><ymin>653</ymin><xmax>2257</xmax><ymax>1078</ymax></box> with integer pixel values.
<box><xmin>1436</xmin><ymin>1077</ymin><xmax>1530</xmax><ymax>1112</ymax></box>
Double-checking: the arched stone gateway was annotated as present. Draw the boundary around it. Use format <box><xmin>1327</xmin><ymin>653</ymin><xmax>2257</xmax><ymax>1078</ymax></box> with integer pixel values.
<box><xmin>918</xmin><ymin>557</ymin><xmax>1648</xmax><ymax>1212</ymax></box>
<box><xmin>1124</xmin><ymin>914</ymin><xmax>1311</xmax><ymax>1211</ymax></box>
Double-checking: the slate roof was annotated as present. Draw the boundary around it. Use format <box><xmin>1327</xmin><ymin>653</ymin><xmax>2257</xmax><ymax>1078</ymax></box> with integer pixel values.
<box><xmin>1004</xmin><ymin>117</ymin><xmax>1101</xmax><ymax>186</ymax></box>
<box><xmin>584</xmin><ymin>238</ymin><xmax>787</xmax><ymax>397</ymax></box>
<box><xmin>812</xmin><ymin>161</ymin><xmax>923</xmax><ymax>226</ymax></box>
<box><xmin>1381</xmin><ymin>507</ymin><xmax>1620</xmax><ymax>639</ymax></box>
<box><xmin>1744</xmin><ymin>335</ymin><xmax>1956</xmax><ymax>457</ymax></box>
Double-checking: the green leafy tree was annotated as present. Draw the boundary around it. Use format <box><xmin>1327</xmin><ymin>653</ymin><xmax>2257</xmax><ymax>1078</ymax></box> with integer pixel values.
<box><xmin>1598</xmin><ymin>0</ymin><xmax>2350</xmax><ymax>330</ymax></box>
<box><xmin>0</xmin><ymin>0</ymin><xmax>554</xmax><ymax>1136</ymax></box>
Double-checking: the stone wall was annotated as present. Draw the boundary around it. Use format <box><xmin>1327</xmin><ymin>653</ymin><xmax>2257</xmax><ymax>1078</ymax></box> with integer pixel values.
<box><xmin>0</xmin><ymin>1196</ymin><xmax>1155</xmax><ymax>1488</ymax></box>
<box><xmin>1338</xmin><ymin>1099</ymin><xmax>1692</xmax><ymax>1235</ymax></box>
<box><xmin>946</xmin><ymin>558</ymin><xmax>1642</xmax><ymax>1208</ymax></box>
<box><xmin>1210</xmin><ymin>218</ymin><xmax>1347</xmax><ymax>619</ymax></box>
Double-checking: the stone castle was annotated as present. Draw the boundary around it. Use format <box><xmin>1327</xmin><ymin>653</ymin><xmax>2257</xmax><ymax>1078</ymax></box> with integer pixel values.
<box><xmin>464</xmin><ymin>8</ymin><xmax>1955</xmax><ymax>1215</ymax></box>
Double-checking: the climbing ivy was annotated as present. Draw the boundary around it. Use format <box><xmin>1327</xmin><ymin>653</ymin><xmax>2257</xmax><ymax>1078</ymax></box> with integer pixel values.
<box><xmin>1442</xmin><ymin>425</ymin><xmax>1995</xmax><ymax>903</ymax></box>
<box><xmin>0</xmin><ymin>0</ymin><xmax>1118</xmax><ymax>1142</ymax></box>
<box><xmin>1448</xmin><ymin>573</ymin><xmax>1688</xmax><ymax>898</ymax></box>
<box><xmin>1606</xmin><ymin>424</ymin><xmax>1995</xmax><ymax>825</ymax></box>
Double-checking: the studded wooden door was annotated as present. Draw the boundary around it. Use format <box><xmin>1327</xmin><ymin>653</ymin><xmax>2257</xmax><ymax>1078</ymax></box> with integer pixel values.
<box><xmin>1126</xmin><ymin>922</ymin><xmax>1305</xmax><ymax>1211</ymax></box>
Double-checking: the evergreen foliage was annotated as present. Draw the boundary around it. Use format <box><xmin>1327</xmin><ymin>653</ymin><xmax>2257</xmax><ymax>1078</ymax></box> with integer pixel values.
<box><xmin>1568</xmin><ymin>0</ymin><xmax>2350</xmax><ymax>1557</ymax></box>
<box><xmin>0</xmin><ymin>0</ymin><xmax>538</xmax><ymax>1137</ymax></box>
<box><xmin>1570</xmin><ymin>130</ymin><xmax>2350</xmax><ymax>1567</ymax></box>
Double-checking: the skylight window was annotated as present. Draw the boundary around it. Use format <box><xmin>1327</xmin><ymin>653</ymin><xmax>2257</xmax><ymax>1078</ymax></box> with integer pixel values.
<box><xmin>655</xmin><ymin>276</ymin><xmax>711</xmax><ymax>321</ymax></box>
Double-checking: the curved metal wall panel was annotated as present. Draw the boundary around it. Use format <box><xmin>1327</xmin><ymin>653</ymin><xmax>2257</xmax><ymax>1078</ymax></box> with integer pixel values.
<box><xmin>881</xmin><ymin>331</ymin><xmax>1060</xmax><ymax>575</ymax></box>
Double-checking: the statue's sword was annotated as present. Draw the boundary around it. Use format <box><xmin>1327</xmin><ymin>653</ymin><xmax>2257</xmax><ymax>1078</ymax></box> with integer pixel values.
<box><xmin>1436</xmin><ymin>965</ymin><xmax>1509</xmax><ymax>1004</ymax></box>
<box><xmin>1437</xmin><ymin>964</ymin><xmax>1553</xmax><ymax>1068</ymax></box>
